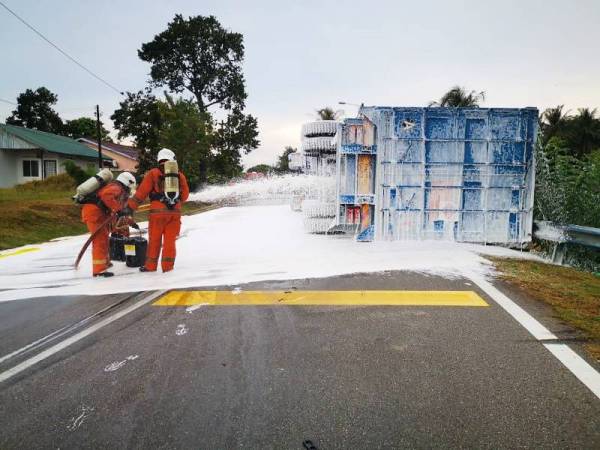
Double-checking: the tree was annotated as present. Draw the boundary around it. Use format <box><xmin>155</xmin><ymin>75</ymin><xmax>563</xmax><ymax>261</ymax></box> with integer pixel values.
<box><xmin>137</xmin><ymin>14</ymin><xmax>260</xmax><ymax>183</ymax></box>
<box><xmin>536</xmin><ymin>137</ymin><xmax>600</xmax><ymax>228</ymax></box>
<box><xmin>158</xmin><ymin>94</ymin><xmax>211</xmax><ymax>188</ymax></box>
<box><xmin>429</xmin><ymin>86</ymin><xmax>485</xmax><ymax>107</ymax></box>
<box><xmin>540</xmin><ymin>105</ymin><xmax>569</xmax><ymax>145</ymax></box>
<box><xmin>539</xmin><ymin>106</ymin><xmax>600</xmax><ymax>158</ymax></box>
<box><xmin>316</xmin><ymin>107</ymin><xmax>342</xmax><ymax>120</ymax></box>
<box><xmin>112</xmin><ymin>91</ymin><xmax>219</xmax><ymax>188</ymax></box>
<box><xmin>138</xmin><ymin>14</ymin><xmax>246</xmax><ymax>112</ymax></box>
<box><xmin>210</xmin><ymin>108</ymin><xmax>259</xmax><ymax>182</ymax></box>
<box><xmin>111</xmin><ymin>89</ymin><xmax>163</xmax><ymax>176</ymax></box>
<box><xmin>564</xmin><ymin>108</ymin><xmax>600</xmax><ymax>158</ymax></box>
<box><xmin>63</xmin><ymin>117</ymin><xmax>112</xmax><ymax>141</ymax></box>
<box><xmin>6</xmin><ymin>87</ymin><xmax>63</xmax><ymax>133</ymax></box>
<box><xmin>276</xmin><ymin>146</ymin><xmax>297</xmax><ymax>173</ymax></box>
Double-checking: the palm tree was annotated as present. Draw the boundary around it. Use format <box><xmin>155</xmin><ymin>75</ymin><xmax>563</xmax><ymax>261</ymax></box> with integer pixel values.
<box><xmin>429</xmin><ymin>86</ymin><xmax>485</xmax><ymax>107</ymax></box>
<box><xmin>540</xmin><ymin>105</ymin><xmax>569</xmax><ymax>145</ymax></box>
<box><xmin>565</xmin><ymin>108</ymin><xmax>600</xmax><ymax>158</ymax></box>
<box><xmin>316</xmin><ymin>107</ymin><xmax>342</xmax><ymax>120</ymax></box>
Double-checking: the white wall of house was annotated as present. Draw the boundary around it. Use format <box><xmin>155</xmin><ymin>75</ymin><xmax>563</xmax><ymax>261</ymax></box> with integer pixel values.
<box><xmin>0</xmin><ymin>148</ymin><xmax>17</xmax><ymax>187</ymax></box>
<box><xmin>0</xmin><ymin>149</ymin><xmax>98</xmax><ymax>188</ymax></box>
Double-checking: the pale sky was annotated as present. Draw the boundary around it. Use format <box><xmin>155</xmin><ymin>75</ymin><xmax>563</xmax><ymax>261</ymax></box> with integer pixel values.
<box><xmin>1</xmin><ymin>0</ymin><xmax>599</xmax><ymax>168</ymax></box>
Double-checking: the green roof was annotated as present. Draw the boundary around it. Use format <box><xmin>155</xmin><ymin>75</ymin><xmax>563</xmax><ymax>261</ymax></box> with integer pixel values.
<box><xmin>0</xmin><ymin>123</ymin><xmax>112</xmax><ymax>160</ymax></box>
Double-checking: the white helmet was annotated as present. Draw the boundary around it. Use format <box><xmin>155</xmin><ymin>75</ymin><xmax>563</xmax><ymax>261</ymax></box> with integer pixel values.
<box><xmin>116</xmin><ymin>171</ymin><xmax>136</xmax><ymax>191</ymax></box>
<box><xmin>157</xmin><ymin>148</ymin><xmax>176</xmax><ymax>162</ymax></box>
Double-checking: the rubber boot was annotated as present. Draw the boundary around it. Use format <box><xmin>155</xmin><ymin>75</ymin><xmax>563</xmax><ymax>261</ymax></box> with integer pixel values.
<box><xmin>94</xmin><ymin>271</ymin><xmax>114</xmax><ymax>278</ymax></box>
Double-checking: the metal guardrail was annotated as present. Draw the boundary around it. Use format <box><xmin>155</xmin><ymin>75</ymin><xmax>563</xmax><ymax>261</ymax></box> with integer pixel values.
<box><xmin>533</xmin><ymin>221</ymin><xmax>600</xmax><ymax>264</ymax></box>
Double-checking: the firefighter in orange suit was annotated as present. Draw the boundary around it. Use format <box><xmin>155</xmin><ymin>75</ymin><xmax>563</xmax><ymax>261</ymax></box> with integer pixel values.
<box><xmin>128</xmin><ymin>149</ymin><xmax>189</xmax><ymax>272</ymax></box>
<box><xmin>81</xmin><ymin>172</ymin><xmax>137</xmax><ymax>277</ymax></box>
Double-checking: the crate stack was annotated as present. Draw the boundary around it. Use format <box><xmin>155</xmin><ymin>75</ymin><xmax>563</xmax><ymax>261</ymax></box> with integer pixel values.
<box><xmin>334</xmin><ymin>117</ymin><xmax>378</xmax><ymax>241</ymax></box>
<box><xmin>300</xmin><ymin>120</ymin><xmax>339</xmax><ymax>233</ymax></box>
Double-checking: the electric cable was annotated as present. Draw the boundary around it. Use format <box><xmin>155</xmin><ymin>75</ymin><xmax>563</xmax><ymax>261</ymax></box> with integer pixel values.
<box><xmin>0</xmin><ymin>0</ymin><xmax>124</xmax><ymax>95</ymax></box>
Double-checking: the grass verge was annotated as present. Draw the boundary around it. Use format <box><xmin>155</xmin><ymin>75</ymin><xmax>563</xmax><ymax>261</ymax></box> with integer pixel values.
<box><xmin>0</xmin><ymin>175</ymin><xmax>213</xmax><ymax>250</ymax></box>
<box><xmin>491</xmin><ymin>257</ymin><xmax>600</xmax><ymax>362</ymax></box>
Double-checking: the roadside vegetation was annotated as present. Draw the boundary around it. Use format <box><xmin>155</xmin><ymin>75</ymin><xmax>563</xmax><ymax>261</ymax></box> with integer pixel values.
<box><xmin>0</xmin><ymin>173</ymin><xmax>212</xmax><ymax>251</ymax></box>
<box><xmin>492</xmin><ymin>257</ymin><xmax>600</xmax><ymax>362</ymax></box>
<box><xmin>5</xmin><ymin>14</ymin><xmax>260</xmax><ymax>191</ymax></box>
<box><xmin>535</xmin><ymin>107</ymin><xmax>600</xmax><ymax>270</ymax></box>
<box><xmin>0</xmin><ymin>174</ymin><xmax>84</xmax><ymax>250</ymax></box>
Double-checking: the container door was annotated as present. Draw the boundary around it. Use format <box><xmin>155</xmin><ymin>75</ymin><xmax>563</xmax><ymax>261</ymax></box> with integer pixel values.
<box><xmin>357</xmin><ymin>155</ymin><xmax>372</xmax><ymax>194</ymax></box>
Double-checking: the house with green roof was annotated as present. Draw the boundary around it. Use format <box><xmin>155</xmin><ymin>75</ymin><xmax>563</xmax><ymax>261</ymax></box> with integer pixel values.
<box><xmin>0</xmin><ymin>123</ymin><xmax>112</xmax><ymax>188</ymax></box>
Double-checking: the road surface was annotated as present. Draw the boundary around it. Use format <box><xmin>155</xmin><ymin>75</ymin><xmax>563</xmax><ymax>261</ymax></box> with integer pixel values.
<box><xmin>1</xmin><ymin>272</ymin><xmax>599</xmax><ymax>449</ymax></box>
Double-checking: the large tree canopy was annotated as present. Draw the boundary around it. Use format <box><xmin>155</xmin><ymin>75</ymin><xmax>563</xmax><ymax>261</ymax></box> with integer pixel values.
<box><xmin>138</xmin><ymin>14</ymin><xmax>246</xmax><ymax>112</ymax></box>
<box><xmin>158</xmin><ymin>94</ymin><xmax>212</xmax><ymax>187</ymax></box>
<box><xmin>111</xmin><ymin>89</ymin><xmax>163</xmax><ymax>176</ymax></box>
<box><xmin>135</xmin><ymin>14</ymin><xmax>260</xmax><ymax>184</ymax></box>
<box><xmin>210</xmin><ymin>108</ymin><xmax>259</xmax><ymax>182</ymax></box>
<box><xmin>6</xmin><ymin>87</ymin><xmax>63</xmax><ymax>133</ymax></box>
<box><xmin>112</xmin><ymin>91</ymin><xmax>245</xmax><ymax>187</ymax></box>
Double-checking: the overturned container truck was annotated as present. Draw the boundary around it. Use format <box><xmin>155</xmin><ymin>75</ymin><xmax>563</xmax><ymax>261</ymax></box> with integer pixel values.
<box><xmin>334</xmin><ymin>106</ymin><xmax>538</xmax><ymax>244</ymax></box>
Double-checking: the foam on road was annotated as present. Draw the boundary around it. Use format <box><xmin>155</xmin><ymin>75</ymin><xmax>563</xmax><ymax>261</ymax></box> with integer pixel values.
<box><xmin>0</xmin><ymin>205</ymin><xmax>541</xmax><ymax>302</ymax></box>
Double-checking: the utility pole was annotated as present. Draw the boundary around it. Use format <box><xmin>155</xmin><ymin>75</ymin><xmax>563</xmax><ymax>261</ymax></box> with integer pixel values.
<box><xmin>95</xmin><ymin>104</ymin><xmax>103</xmax><ymax>168</ymax></box>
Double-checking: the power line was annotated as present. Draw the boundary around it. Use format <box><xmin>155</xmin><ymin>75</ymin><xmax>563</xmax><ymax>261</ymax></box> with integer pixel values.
<box><xmin>0</xmin><ymin>98</ymin><xmax>17</xmax><ymax>105</ymax></box>
<box><xmin>0</xmin><ymin>0</ymin><xmax>124</xmax><ymax>96</ymax></box>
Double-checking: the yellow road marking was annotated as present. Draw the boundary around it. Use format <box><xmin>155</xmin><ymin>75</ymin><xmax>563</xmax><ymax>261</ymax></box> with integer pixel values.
<box><xmin>154</xmin><ymin>290</ymin><xmax>488</xmax><ymax>307</ymax></box>
<box><xmin>0</xmin><ymin>247</ymin><xmax>40</xmax><ymax>260</ymax></box>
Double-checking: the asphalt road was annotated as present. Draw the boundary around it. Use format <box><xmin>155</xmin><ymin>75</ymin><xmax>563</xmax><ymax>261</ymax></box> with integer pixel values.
<box><xmin>0</xmin><ymin>272</ymin><xmax>599</xmax><ymax>449</ymax></box>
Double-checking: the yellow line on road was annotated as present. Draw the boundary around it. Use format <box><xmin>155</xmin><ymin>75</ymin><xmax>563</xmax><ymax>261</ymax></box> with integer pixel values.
<box><xmin>0</xmin><ymin>247</ymin><xmax>40</xmax><ymax>260</ymax></box>
<box><xmin>154</xmin><ymin>290</ymin><xmax>488</xmax><ymax>307</ymax></box>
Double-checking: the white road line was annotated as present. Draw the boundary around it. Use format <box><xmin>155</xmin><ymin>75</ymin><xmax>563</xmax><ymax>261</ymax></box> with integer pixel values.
<box><xmin>544</xmin><ymin>343</ymin><xmax>600</xmax><ymax>397</ymax></box>
<box><xmin>0</xmin><ymin>294</ymin><xmax>136</xmax><ymax>365</ymax></box>
<box><xmin>0</xmin><ymin>323</ymin><xmax>72</xmax><ymax>365</ymax></box>
<box><xmin>469</xmin><ymin>274</ymin><xmax>557</xmax><ymax>341</ymax></box>
<box><xmin>0</xmin><ymin>290</ymin><xmax>166</xmax><ymax>384</ymax></box>
<box><xmin>470</xmin><ymin>273</ymin><xmax>600</xmax><ymax>400</ymax></box>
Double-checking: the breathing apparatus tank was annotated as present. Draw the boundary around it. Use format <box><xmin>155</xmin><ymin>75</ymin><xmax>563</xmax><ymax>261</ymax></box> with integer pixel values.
<box><xmin>73</xmin><ymin>168</ymin><xmax>113</xmax><ymax>203</ymax></box>
<box><xmin>163</xmin><ymin>161</ymin><xmax>180</xmax><ymax>206</ymax></box>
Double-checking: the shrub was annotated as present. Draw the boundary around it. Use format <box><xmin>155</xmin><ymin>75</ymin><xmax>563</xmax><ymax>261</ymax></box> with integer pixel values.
<box><xmin>535</xmin><ymin>138</ymin><xmax>600</xmax><ymax>270</ymax></box>
<box><xmin>63</xmin><ymin>160</ymin><xmax>96</xmax><ymax>185</ymax></box>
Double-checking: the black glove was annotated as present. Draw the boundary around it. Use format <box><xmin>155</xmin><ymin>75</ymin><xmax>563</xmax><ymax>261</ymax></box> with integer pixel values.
<box><xmin>130</xmin><ymin>222</ymin><xmax>140</xmax><ymax>230</ymax></box>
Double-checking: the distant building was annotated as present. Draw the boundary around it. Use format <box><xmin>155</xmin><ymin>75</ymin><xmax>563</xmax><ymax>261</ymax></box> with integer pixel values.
<box><xmin>0</xmin><ymin>123</ymin><xmax>112</xmax><ymax>188</ymax></box>
<box><xmin>78</xmin><ymin>138</ymin><xmax>140</xmax><ymax>172</ymax></box>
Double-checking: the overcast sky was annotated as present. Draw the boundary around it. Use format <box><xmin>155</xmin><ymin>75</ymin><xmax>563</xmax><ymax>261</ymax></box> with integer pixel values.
<box><xmin>1</xmin><ymin>0</ymin><xmax>599</xmax><ymax>167</ymax></box>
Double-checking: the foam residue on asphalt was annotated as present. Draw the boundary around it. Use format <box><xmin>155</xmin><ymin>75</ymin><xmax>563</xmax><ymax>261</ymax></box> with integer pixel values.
<box><xmin>0</xmin><ymin>205</ymin><xmax>541</xmax><ymax>302</ymax></box>
<box><xmin>66</xmin><ymin>405</ymin><xmax>94</xmax><ymax>432</ymax></box>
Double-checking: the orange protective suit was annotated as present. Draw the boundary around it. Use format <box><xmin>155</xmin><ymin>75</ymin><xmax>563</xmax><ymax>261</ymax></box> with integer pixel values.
<box><xmin>81</xmin><ymin>182</ymin><xmax>130</xmax><ymax>275</ymax></box>
<box><xmin>128</xmin><ymin>167</ymin><xmax>189</xmax><ymax>272</ymax></box>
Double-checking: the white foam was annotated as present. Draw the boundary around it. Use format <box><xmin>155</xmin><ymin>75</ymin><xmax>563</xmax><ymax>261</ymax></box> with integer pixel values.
<box><xmin>190</xmin><ymin>174</ymin><xmax>334</xmax><ymax>204</ymax></box>
<box><xmin>534</xmin><ymin>220</ymin><xmax>567</xmax><ymax>242</ymax></box>
<box><xmin>0</xmin><ymin>205</ymin><xmax>541</xmax><ymax>302</ymax></box>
